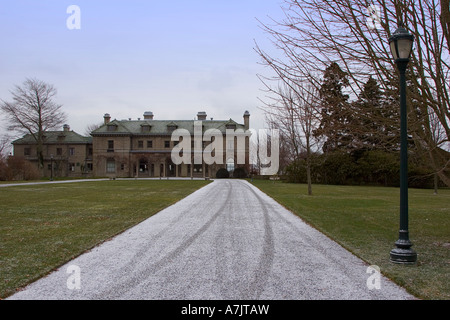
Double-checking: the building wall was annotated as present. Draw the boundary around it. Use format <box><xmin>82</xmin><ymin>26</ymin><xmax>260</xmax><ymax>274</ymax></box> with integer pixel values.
<box><xmin>91</xmin><ymin>134</ymin><xmax>241</xmax><ymax>178</ymax></box>
<box><xmin>92</xmin><ymin>135</ymin><xmax>131</xmax><ymax>178</ymax></box>
<box><xmin>13</xmin><ymin>143</ymin><xmax>93</xmax><ymax>178</ymax></box>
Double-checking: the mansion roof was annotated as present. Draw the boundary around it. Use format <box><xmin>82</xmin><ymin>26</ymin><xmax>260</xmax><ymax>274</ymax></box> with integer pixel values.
<box><xmin>12</xmin><ymin>130</ymin><xmax>92</xmax><ymax>145</ymax></box>
<box><xmin>11</xmin><ymin>112</ymin><xmax>250</xmax><ymax>145</ymax></box>
<box><xmin>90</xmin><ymin>119</ymin><xmax>246</xmax><ymax>136</ymax></box>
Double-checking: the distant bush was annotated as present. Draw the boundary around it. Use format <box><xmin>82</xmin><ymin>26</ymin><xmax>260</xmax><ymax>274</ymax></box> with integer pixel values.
<box><xmin>0</xmin><ymin>156</ymin><xmax>40</xmax><ymax>181</ymax></box>
<box><xmin>0</xmin><ymin>157</ymin><xmax>9</xmax><ymax>181</ymax></box>
<box><xmin>232</xmin><ymin>167</ymin><xmax>248</xmax><ymax>179</ymax></box>
<box><xmin>284</xmin><ymin>149</ymin><xmax>442</xmax><ymax>188</ymax></box>
<box><xmin>216</xmin><ymin>168</ymin><xmax>229</xmax><ymax>179</ymax></box>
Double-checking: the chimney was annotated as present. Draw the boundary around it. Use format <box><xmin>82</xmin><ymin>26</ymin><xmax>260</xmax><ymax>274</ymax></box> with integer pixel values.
<box><xmin>63</xmin><ymin>124</ymin><xmax>70</xmax><ymax>132</ymax></box>
<box><xmin>143</xmin><ymin>111</ymin><xmax>154</xmax><ymax>120</ymax></box>
<box><xmin>104</xmin><ymin>113</ymin><xmax>111</xmax><ymax>124</ymax></box>
<box><xmin>197</xmin><ymin>111</ymin><xmax>207</xmax><ymax>121</ymax></box>
<box><xmin>243</xmin><ymin>110</ymin><xmax>250</xmax><ymax>130</ymax></box>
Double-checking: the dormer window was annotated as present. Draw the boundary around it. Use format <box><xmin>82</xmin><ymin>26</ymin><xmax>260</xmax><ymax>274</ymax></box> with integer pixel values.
<box><xmin>141</xmin><ymin>124</ymin><xmax>151</xmax><ymax>133</ymax></box>
<box><xmin>107</xmin><ymin>124</ymin><xmax>117</xmax><ymax>132</ymax></box>
<box><xmin>226</xmin><ymin>124</ymin><xmax>237</xmax><ymax>130</ymax></box>
<box><xmin>167</xmin><ymin>122</ymin><xmax>178</xmax><ymax>133</ymax></box>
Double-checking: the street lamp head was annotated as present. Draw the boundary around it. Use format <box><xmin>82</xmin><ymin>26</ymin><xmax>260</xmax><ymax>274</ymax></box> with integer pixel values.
<box><xmin>389</xmin><ymin>26</ymin><xmax>414</xmax><ymax>61</ymax></box>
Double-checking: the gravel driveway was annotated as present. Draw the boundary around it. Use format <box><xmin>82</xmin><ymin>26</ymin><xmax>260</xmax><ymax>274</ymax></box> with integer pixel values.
<box><xmin>7</xmin><ymin>179</ymin><xmax>415</xmax><ymax>300</ymax></box>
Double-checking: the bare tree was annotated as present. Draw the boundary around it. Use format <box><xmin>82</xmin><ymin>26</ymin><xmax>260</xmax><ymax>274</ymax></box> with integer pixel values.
<box><xmin>0</xmin><ymin>78</ymin><xmax>67</xmax><ymax>170</ymax></box>
<box><xmin>260</xmin><ymin>80</ymin><xmax>322</xmax><ymax>195</ymax></box>
<box><xmin>426</xmin><ymin>106</ymin><xmax>449</xmax><ymax>193</ymax></box>
<box><xmin>84</xmin><ymin>122</ymin><xmax>103</xmax><ymax>136</ymax></box>
<box><xmin>255</xmin><ymin>0</ymin><xmax>450</xmax><ymax>186</ymax></box>
<box><xmin>0</xmin><ymin>135</ymin><xmax>12</xmax><ymax>159</ymax></box>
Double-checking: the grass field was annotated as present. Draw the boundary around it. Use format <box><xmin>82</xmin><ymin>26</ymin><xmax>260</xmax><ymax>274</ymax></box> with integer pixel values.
<box><xmin>250</xmin><ymin>180</ymin><xmax>450</xmax><ymax>300</ymax></box>
<box><xmin>0</xmin><ymin>179</ymin><xmax>210</xmax><ymax>299</ymax></box>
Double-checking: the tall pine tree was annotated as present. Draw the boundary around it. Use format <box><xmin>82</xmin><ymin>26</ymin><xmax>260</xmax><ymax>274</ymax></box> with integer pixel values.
<box><xmin>315</xmin><ymin>62</ymin><xmax>352</xmax><ymax>153</ymax></box>
<box><xmin>352</xmin><ymin>76</ymin><xmax>400</xmax><ymax>151</ymax></box>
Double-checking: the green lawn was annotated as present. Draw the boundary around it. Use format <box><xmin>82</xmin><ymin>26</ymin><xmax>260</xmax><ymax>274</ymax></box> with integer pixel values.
<box><xmin>250</xmin><ymin>180</ymin><xmax>450</xmax><ymax>300</ymax></box>
<box><xmin>0</xmin><ymin>179</ymin><xmax>210</xmax><ymax>299</ymax></box>
<box><xmin>1</xmin><ymin>179</ymin><xmax>448</xmax><ymax>300</ymax></box>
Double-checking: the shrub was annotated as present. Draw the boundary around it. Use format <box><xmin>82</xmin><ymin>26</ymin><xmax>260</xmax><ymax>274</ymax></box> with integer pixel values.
<box><xmin>285</xmin><ymin>160</ymin><xmax>306</xmax><ymax>183</ymax></box>
<box><xmin>356</xmin><ymin>150</ymin><xmax>399</xmax><ymax>186</ymax></box>
<box><xmin>6</xmin><ymin>156</ymin><xmax>40</xmax><ymax>181</ymax></box>
<box><xmin>321</xmin><ymin>152</ymin><xmax>357</xmax><ymax>185</ymax></box>
<box><xmin>215</xmin><ymin>168</ymin><xmax>229</xmax><ymax>178</ymax></box>
<box><xmin>0</xmin><ymin>157</ymin><xmax>11</xmax><ymax>181</ymax></box>
<box><xmin>232</xmin><ymin>167</ymin><xmax>248</xmax><ymax>178</ymax></box>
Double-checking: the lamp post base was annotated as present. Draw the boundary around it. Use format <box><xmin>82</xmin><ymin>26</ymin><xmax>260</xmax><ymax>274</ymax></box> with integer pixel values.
<box><xmin>390</xmin><ymin>247</ymin><xmax>417</xmax><ymax>264</ymax></box>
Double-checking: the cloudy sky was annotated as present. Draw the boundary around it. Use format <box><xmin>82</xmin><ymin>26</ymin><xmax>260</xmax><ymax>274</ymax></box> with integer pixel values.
<box><xmin>0</xmin><ymin>0</ymin><xmax>286</xmax><ymax>137</ymax></box>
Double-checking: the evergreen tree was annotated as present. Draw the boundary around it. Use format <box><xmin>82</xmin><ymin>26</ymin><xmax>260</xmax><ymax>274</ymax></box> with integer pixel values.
<box><xmin>315</xmin><ymin>62</ymin><xmax>351</xmax><ymax>153</ymax></box>
<box><xmin>352</xmin><ymin>76</ymin><xmax>400</xmax><ymax>151</ymax></box>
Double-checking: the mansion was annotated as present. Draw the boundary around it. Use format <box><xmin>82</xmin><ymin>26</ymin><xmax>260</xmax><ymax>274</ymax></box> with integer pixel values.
<box><xmin>12</xmin><ymin>111</ymin><xmax>251</xmax><ymax>179</ymax></box>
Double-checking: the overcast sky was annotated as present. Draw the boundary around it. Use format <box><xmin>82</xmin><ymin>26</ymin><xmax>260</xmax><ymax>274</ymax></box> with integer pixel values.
<box><xmin>0</xmin><ymin>0</ymin><xmax>286</xmax><ymax>136</ymax></box>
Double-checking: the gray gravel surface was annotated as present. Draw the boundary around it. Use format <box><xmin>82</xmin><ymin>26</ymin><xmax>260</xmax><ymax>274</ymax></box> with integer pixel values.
<box><xmin>7</xmin><ymin>179</ymin><xmax>415</xmax><ymax>300</ymax></box>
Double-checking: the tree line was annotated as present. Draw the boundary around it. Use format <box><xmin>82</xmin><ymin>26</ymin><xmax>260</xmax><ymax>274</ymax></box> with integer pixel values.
<box><xmin>256</xmin><ymin>0</ymin><xmax>450</xmax><ymax>194</ymax></box>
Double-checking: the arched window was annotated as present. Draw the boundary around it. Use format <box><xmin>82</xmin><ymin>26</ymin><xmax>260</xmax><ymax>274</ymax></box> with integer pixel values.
<box><xmin>226</xmin><ymin>158</ymin><xmax>235</xmax><ymax>172</ymax></box>
<box><xmin>139</xmin><ymin>159</ymin><xmax>148</xmax><ymax>172</ymax></box>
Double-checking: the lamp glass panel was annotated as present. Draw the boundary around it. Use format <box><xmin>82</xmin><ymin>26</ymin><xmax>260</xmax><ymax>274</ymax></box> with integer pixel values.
<box><xmin>390</xmin><ymin>41</ymin><xmax>398</xmax><ymax>60</ymax></box>
<box><xmin>397</xmin><ymin>38</ymin><xmax>413</xmax><ymax>59</ymax></box>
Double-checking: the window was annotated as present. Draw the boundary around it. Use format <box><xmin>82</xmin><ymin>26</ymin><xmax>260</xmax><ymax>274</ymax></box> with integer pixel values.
<box><xmin>139</xmin><ymin>159</ymin><xmax>148</xmax><ymax>172</ymax></box>
<box><xmin>69</xmin><ymin>163</ymin><xmax>75</xmax><ymax>172</ymax></box>
<box><xmin>165</xmin><ymin>141</ymin><xmax>170</xmax><ymax>148</ymax></box>
<box><xmin>141</xmin><ymin>125</ymin><xmax>151</xmax><ymax>133</ymax></box>
<box><xmin>147</xmin><ymin>140</ymin><xmax>153</xmax><ymax>148</ymax></box>
<box><xmin>226</xmin><ymin>158</ymin><xmax>235</xmax><ymax>172</ymax></box>
<box><xmin>106</xmin><ymin>159</ymin><xmax>115</xmax><ymax>173</ymax></box>
<box><xmin>86</xmin><ymin>163</ymin><xmax>93</xmax><ymax>171</ymax></box>
<box><xmin>69</xmin><ymin>148</ymin><xmax>75</xmax><ymax>156</ymax></box>
<box><xmin>24</xmin><ymin>148</ymin><xmax>31</xmax><ymax>156</ymax></box>
<box><xmin>107</xmin><ymin>124</ymin><xmax>117</xmax><ymax>132</ymax></box>
<box><xmin>226</xmin><ymin>140</ymin><xmax>234</xmax><ymax>153</ymax></box>
<box><xmin>107</xmin><ymin>140</ymin><xmax>114</xmax><ymax>151</ymax></box>
<box><xmin>57</xmin><ymin>148</ymin><xmax>63</xmax><ymax>156</ymax></box>
<box><xmin>120</xmin><ymin>163</ymin><xmax>125</xmax><ymax>171</ymax></box>
<box><xmin>138</xmin><ymin>140</ymin><xmax>144</xmax><ymax>148</ymax></box>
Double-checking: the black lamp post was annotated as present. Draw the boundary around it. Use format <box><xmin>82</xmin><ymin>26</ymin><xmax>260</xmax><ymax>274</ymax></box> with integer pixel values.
<box><xmin>50</xmin><ymin>154</ymin><xmax>54</xmax><ymax>181</ymax></box>
<box><xmin>389</xmin><ymin>26</ymin><xmax>417</xmax><ymax>264</ymax></box>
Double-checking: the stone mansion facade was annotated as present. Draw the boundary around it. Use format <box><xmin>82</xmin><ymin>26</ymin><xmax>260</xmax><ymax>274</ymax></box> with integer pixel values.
<box><xmin>12</xmin><ymin>111</ymin><xmax>250</xmax><ymax>179</ymax></box>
